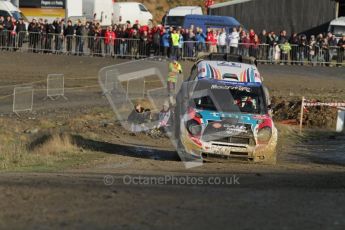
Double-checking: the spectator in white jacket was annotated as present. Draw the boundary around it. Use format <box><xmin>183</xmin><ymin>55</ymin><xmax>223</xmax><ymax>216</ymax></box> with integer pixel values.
<box><xmin>217</xmin><ymin>28</ymin><xmax>227</xmax><ymax>53</ymax></box>
<box><xmin>229</xmin><ymin>27</ymin><xmax>240</xmax><ymax>54</ymax></box>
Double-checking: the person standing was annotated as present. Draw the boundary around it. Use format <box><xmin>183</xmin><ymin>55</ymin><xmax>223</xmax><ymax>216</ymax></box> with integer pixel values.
<box><xmin>207</xmin><ymin>30</ymin><xmax>217</xmax><ymax>53</ymax></box>
<box><xmin>94</xmin><ymin>25</ymin><xmax>103</xmax><ymax>56</ymax></box>
<box><xmin>75</xmin><ymin>20</ymin><xmax>87</xmax><ymax>56</ymax></box>
<box><xmin>53</xmin><ymin>18</ymin><xmax>64</xmax><ymax>53</ymax></box>
<box><xmin>16</xmin><ymin>18</ymin><xmax>26</xmax><ymax>49</ymax></box>
<box><xmin>170</xmin><ymin>29</ymin><xmax>180</xmax><ymax>60</ymax></box>
<box><xmin>258</xmin><ymin>29</ymin><xmax>268</xmax><ymax>62</ymax></box>
<box><xmin>217</xmin><ymin>28</ymin><xmax>227</xmax><ymax>53</ymax></box>
<box><xmin>337</xmin><ymin>35</ymin><xmax>345</xmax><ymax>67</ymax></box>
<box><xmin>28</xmin><ymin>19</ymin><xmax>39</xmax><ymax>53</ymax></box>
<box><xmin>152</xmin><ymin>26</ymin><xmax>161</xmax><ymax>56</ymax></box>
<box><xmin>308</xmin><ymin>35</ymin><xmax>317</xmax><ymax>65</ymax></box>
<box><xmin>104</xmin><ymin>26</ymin><xmax>115</xmax><ymax>56</ymax></box>
<box><xmin>289</xmin><ymin>33</ymin><xmax>299</xmax><ymax>65</ymax></box>
<box><xmin>184</xmin><ymin>29</ymin><xmax>195</xmax><ymax>58</ymax></box>
<box><xmin>45</xmin><ymin>20</ymin><xmax>55</xmax><ymax>53</ymax></box>
<box><xmin>267</xmin><ymin>31</ymin><xmax>277</xmax><ymax>63</ymax></box>
<box><xmin>139</xmin><ymin>30</ymin><xmax>149</xmax><ymax>57</ymax></box>
<box><xmin>178</xmin><ymin>30</ymin><xmax>184</xmax><ymax>60</ymax></box>
<box><xmin>167</xmin><ymin>59</ymin><xmax>182</xmax><ymax>97</ymax></box>
<box><xmin>251</xmin><ymin>34</ymin><xmax>260</xmax><ymax>58</ymax></box>
<box><xmin>241</xmin><ymin>33</ymin><xmax>251</xmax><ymax>57</ymax></box>
<box><xmin>195</xmin><ymin>28</ymin><xmax>206</xmax><ymax>52</ymax></box>
<box><xmin>280</xmin><ymin>40</ymin><xmax>291</xmax><ymax>65</ymax></box>
<box><xmin>130</xmin><ymin>29</ymin><xmax>140</xmax><ymax>59</ymax></box>
<box><xmin>161</xmin><ymin>28</ymin><xmax>170</xmax><ymax>58</ymax></box>
<box><xmin>228</xmin><ymin>27</ymin><xmax>239</xmax><ymax>54</ymax></box>
<box><xmin>64</xmin><ymin>20</ymin><xmax>74</xmax><ymax>55</ymax></box>
<box><xmin>3</xmin><ymin>16</ymin><xmax>13</xmax><ymax>49</ymax></box>
<box><xmin>298</xmin><ymin>34</ymin><xmax>307</xmax><ymax>65</ymax></box>
<box><xmin>87</xmin><ymin>22</ymin><xmax>96</xmax><ymax>55</ymax></box>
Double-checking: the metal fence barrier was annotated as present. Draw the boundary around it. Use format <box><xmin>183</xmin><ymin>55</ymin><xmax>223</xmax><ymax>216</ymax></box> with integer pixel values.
<box><xmin>47</xmin><ymin>74</ymin><xmax>66</xmax><ymax>100</ymax></box>
<box><xmin>181</xmin><ymin>41</ymin><xmax>344</xmax><ymax>66</ymax></box>
<box><xmin>13</xmin><ymin>86</ymin><xmax>34</xmax><ymax>114</ymax></box>
<box><xmin>0</xmin><ymin>31</ymin><xmax>344</xmax><ymax>66</ymax></box>
<box><xmin>104</xmin><ymin>70</ymin><xmax>118</xmax><ymax>94</ymax></box>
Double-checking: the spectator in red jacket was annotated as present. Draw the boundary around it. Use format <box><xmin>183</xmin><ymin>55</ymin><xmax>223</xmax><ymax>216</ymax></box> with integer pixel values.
<box><xmin>249</xmin><ymin>29</ymin><xmax>256</xmax><ymax>44</ymax></box>
<box><xmin>241</xmin><ymin>33</ymin><xmax>251</xmax><ymax>57</ymax></box>
<box><xmin>139</xmin><ymin>24</ymin><xmax>149</xmax><ymax>35</ymax></box>
<box><xmin>207</xmin><ymin>30</ymin><xmax>217</xmax><ymax>53</ymax></box>
<box><xmin>105</xmin><ymin>26</ymin><xmax>116</xmax><ymax>56</ymax></box>
<box><xmin>250</xmin><ymin>34</ymin><xmax>260</xmax><ymax>58</ymax></box>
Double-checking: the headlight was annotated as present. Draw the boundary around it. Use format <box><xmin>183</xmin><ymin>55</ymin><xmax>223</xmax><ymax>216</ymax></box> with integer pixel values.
<box><xmin>257</xmin><ymin>127</ymin><xmax>272</xmax><ymax>143</ymax></box>
<box><xmin>186</xmin><ymin>120</ymin><xmax>202</xmax><ymax>136</ymax></box>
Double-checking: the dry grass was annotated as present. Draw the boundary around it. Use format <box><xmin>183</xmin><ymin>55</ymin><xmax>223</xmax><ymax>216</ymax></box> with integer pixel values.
<box><xmin>0</xmin><ymin>129</ymin><xmax>103</xmax><ymax>171</ymax></box>
<box><xmin>32</xmin><ymin>134</ymin><xmax>77</xmax><ymax>155</ymax></box>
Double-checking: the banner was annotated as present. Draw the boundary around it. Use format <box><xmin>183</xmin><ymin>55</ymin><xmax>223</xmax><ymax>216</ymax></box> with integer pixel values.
<box><xmin>41</xmin><ymin>0</ymin><xmax>64</xmax><ymax>8</ymax></box>
<box><xmin>19</xmin><ymin>0</ymin><xmax>65</xmax><ymax>8</ymax></box>
<box><xmin>304</xmin><ymin>101</ymin><xmax>345</xmax><ymax>107</ymax></box>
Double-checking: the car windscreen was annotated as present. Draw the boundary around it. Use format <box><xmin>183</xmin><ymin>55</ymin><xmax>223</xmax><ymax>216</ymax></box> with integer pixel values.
<box><xmin>192</xmin><ymin>82</ymin><xmax>266</xmax><ymax>115</ymax></box>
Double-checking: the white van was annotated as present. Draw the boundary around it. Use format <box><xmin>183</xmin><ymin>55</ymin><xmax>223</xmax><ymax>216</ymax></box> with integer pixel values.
<box><xmin>113</xmin><ymin>2</ymin><xmax>153</xmax><ymax>26</ymax></box>
<box><xmin>0</xmin><ymin>0</ymin><xmax>27</xmax><ymax>21</ymax></box>
<box><xmin>66</xmin><ymin>0</ymin><xmax>83</xmax><ymax>19</ymax></box>
<box><xmin>328</xmin><ymin>17</ymin><xmax>345</xmax><ymax>38</ymax></box>
<box><xmin>82</xmin><ymin>0</ymin><xmax>113</xmax><ymax>26</ymax></box>
<box><xmin>164</xmin><ymin>6</ymin><xmax>203</xmax><ymax>28</ymax></box>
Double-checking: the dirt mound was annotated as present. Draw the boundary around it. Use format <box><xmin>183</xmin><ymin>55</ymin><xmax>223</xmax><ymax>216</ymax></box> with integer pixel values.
<box><xmin>272</xmin><ymin>97</ymin><xmax>338</xmax><ymax>128</ymax></box>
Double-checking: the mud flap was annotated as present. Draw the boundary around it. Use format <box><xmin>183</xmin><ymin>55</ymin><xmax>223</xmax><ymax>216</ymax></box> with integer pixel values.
<box><xmin>252</xmin><ymin>127</ymin><xmax>278</xmax><ymax>165</ymax></box>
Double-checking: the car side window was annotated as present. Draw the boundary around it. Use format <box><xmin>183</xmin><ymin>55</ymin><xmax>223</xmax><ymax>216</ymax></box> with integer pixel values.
<box><xmin>139</xmin><ymin>4</ymin><xmax>148</xmax><ymax>12</ymax></box>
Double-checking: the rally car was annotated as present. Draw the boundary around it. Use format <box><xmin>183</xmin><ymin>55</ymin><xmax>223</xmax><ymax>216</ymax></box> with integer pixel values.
<box><xmin>174</xmin><ymin>54</ymin><xmax>277</xmax><ymax>164</ymax></box>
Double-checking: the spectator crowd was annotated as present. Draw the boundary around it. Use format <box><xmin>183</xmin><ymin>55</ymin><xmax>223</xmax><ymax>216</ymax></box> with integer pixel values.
<box><xmin>0</xmin><ymin>15</ymin><xmax>344</xmax><ymax>66</ymax></box>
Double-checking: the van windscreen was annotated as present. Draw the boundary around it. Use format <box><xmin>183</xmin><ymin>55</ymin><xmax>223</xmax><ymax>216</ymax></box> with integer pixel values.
<box><xmin>166</xmin><ymin>16</ymin><xmax>185</xmax><ymax>27</ymax></box>
<box><xmin>11</xmin><ymin>11</ymin><xmax>28</xmax><ymax>22</ymax></box>
<box><xmin>330</xmin><ymin>25</ymin><xmax>345</xmax><ymax>37</ymax></box>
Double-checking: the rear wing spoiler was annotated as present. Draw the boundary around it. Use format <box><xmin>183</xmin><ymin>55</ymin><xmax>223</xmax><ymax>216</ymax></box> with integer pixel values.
<box><xmin>196</xmin><ymin>52</ymin><xmax>257</xmax><ymax>66</ymax></box>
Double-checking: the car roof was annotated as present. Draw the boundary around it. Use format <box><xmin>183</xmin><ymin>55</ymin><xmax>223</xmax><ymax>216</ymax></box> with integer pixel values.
<box><xmin>196</xmin><ymin>60</ymin><xmax>262</xmax><ymax>84</ymax></box>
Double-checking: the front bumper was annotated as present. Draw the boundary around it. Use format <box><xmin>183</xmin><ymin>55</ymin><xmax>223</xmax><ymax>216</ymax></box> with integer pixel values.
<box><xmin>202</xmin><ymin>141</ymin><xmax>255</xmax><ymax>158</ymax></box>
<box><xmin>181</xmin><ymin>134</ymin><xmax>275</xmax><ymax>160</ymax></box>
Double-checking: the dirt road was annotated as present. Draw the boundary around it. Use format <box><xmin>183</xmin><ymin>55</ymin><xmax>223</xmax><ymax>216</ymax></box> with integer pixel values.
<box><xmin>0</xmin><ymin>52</ymin><xmax>344</xmax><ymax>229</ymax></box>
<box><xmin>0</xmin><ymin>170</ymin><xmax>344</xmax><ymax>230</ymax></box>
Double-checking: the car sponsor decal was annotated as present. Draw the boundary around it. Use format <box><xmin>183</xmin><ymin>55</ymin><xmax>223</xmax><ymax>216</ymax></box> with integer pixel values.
<box><xmin>210</xmin><ymin>84</ymin><xmax>252</xmax><ymax>92</ymax></box>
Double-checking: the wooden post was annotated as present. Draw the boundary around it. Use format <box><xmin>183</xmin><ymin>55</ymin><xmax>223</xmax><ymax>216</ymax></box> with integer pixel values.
<box><xmin>299</xmin><ymin>96</ymin><xmax>305</xmax><ymax>133</ymax></box>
